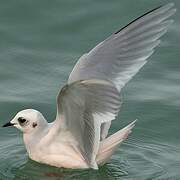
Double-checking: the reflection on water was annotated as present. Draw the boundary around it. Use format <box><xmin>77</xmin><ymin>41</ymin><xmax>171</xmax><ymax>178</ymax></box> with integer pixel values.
<box><xmin>14</xmin><ymin>159</ymin><xmax>128</xmax><ymax>180</ymax></box>
<box><xmin>1</xmin><ymin>136</ymin><xmax>180</xmax><ymax>179</ymax></box>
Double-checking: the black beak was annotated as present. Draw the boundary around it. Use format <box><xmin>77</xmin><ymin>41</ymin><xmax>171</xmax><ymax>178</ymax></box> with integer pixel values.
<box><xmin>2</xmin><ymin>122</ymin><xmax>14</xmax><ymax>127</ymax></box>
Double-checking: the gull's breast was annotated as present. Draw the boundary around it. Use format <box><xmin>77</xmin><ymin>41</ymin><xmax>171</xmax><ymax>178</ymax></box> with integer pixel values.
<box><xmin>29</xmin><ymin>130</ymin><xmax>89</xmax><ymax>169</ymax></box>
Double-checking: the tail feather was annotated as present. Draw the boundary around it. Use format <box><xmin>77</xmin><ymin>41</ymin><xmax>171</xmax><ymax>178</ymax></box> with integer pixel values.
<box><xmin>96</xmin><ymin>120</ymin><xmax>136</xmax><ymax>165</ymax></box>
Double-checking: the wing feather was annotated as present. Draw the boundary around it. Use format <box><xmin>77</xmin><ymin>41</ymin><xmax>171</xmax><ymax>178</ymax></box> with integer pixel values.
<box><xmin>67</xmin><ymin>3</ymin><xmax>176</xmax><ymax>139</ymax></box>
<box><xmin>46</xmin><ymin>4</ymin><xmax>175</xmax><ymax>168</ymax></box>
<box><xmin>55</xmin><ymin>79</ymin><xmax>121</xmax><ymax>168</ymax></box>
<box><xmin>68</xmin><ymin>3</ymin><xmax>176</xmax><ymax>89</ymax></box>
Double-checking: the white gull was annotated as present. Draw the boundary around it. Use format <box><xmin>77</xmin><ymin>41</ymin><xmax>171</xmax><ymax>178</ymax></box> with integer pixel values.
<box><xmin>2</xmin><ymin>3</ymin><xmax>176</xmax><ymax>169</ymax></box>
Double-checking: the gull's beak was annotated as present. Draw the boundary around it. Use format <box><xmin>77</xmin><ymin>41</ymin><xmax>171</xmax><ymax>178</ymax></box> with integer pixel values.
<box><xmin>2</xmin><ymin>121</ymin><xmax>14</xmax><ymax>127</ymax></box>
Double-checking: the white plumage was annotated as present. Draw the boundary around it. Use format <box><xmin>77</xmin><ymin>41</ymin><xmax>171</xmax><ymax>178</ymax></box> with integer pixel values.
<box><xmin>3</xmin><ymin>3</ymin><xmax>176</xmax><ymax>169</ymax></box>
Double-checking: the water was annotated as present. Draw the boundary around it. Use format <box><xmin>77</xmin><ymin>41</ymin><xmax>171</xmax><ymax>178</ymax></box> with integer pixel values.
<box><xmin>0</xmin><ymin>0</ymin><xmax>180</xmax><ymax>179</ymax></box>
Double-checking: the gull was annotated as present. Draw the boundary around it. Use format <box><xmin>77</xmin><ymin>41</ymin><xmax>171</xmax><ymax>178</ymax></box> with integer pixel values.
<box><xmin>2</xmin><ymin>3</ymin><xmax>176</xmax><ymax>169</ymax></box>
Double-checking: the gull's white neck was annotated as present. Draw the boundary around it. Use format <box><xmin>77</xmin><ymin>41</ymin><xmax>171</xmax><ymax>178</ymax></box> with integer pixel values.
<box><xmin>23</xmin><ymin>120</ymin><xmax>50</xmax><ymax>156</ymax></box>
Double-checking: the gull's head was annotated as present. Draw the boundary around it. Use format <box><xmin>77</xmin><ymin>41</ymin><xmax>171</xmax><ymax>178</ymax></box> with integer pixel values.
<box><xmin>2</xmin><ymin>109</ymin><xmax>48</xmax><ymax>134</ymax></box>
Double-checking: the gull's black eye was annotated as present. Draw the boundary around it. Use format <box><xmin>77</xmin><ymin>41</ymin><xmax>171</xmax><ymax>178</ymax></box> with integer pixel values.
<box><xmin>18</xmin><ymin>117</ymin><xmax>26</xmax><ymax>124</ymax></box>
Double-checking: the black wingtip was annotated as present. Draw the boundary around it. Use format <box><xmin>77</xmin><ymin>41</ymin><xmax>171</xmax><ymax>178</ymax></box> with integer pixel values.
<box><xmin>114</xmin><ymin>3</ymin><xmax>176</xmax><ymax>35</ymax></box>
<box><xmin>114</xmin><ymin>5</ymin><xmax>162</xmax><ymax>35</ymax></box>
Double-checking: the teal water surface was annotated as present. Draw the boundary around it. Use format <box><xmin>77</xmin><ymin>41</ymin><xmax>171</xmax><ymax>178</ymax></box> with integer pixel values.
<box><xmin>0</xmin><ymin>0</ymin><xmax>180</xmax><ymax>179</ymax></box>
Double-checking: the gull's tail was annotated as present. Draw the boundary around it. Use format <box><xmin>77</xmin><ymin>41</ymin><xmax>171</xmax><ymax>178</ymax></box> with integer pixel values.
<box><xmin>96</xmin><ymin>120</ymin><xmax>136</xmax><ymax>165</ymax></box>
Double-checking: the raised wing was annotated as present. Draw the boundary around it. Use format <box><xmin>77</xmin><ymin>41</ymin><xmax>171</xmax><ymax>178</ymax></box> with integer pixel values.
<box><xmin>68</xmin><ymin>3</ymin><xmax>175</xmax><ymax>89</ymax></box>
<box><xmin>68</xmin><ymin>3</ymin><xmax>176</xmax><ymax>138</ymax></box>
<box><xmin>55</xmin><ymin>79</ymin><xmax>121</xmax><ymax>169</ymax></box>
